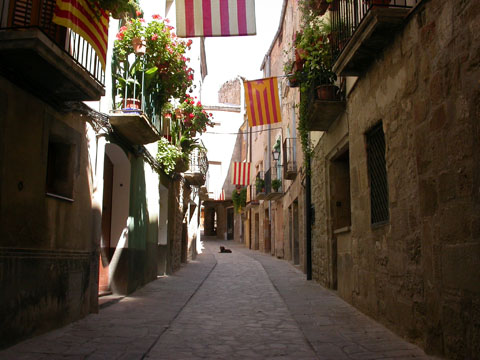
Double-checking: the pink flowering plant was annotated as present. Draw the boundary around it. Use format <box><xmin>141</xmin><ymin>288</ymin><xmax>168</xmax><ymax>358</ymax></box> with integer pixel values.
<box><xmin>113</xmin><ymin>14</ymin><xmax>194</xmax><ymax>113</ymax></box>
<box><xmin>164</xmin><ymin>95</ymin><xmax>214</xmax><ymax>141</ymax></box>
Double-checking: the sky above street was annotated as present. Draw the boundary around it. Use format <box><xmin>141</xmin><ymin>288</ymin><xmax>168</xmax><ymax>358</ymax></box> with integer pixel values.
<box><xmin>200</xmin><ymin>1</ymin><xmax>284</xmax><ymax>104</ymax></box>
<box><xmin>140</xmin><ymin>0</ymin><xmax>284</xmax><ymax>105</ymax></box>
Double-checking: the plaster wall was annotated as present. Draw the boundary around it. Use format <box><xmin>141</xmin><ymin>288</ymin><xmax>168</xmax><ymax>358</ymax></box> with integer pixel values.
<box><xmin>0</xmin><ymin>76</ymin><xmax>100</xmax><ymax>348</ymax></box>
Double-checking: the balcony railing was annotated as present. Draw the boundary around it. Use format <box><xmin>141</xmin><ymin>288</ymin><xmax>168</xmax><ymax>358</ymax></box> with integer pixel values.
<box><xmin>265</xmin><ymin>166</ymin><xmax>283</xmax><ymax>200</ymax></box>
<box><xmin>111</xmin><ymin>65</ymin><xmax>165</xmax><ymax>134</ymax></box>
<box><xmin>184</xmin><ymin>148</ymin><xmax>208</xmax><ymax>186</ymax></box>
<box><xmin>255</xmin><ymin>171</ymin><xmax>266</xmax><ymax>200</ymax></box>
<box><xmin>1</xmin><ymin>0</ymin><xmax>105</xmax><ymax>85</ymax></box>
<box><xmin>283</xmin><ymin>138</ymin><xmax>297</xmax><ymax>180</ymax></box>
<box><xmin>330</xmin><ymin>0</ymin><xmax>417</xmax><ymax>75</ymax></box>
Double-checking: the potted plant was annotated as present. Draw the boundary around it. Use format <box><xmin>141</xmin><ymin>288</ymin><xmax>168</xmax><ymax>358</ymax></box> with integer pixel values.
<box><xmin>272</xmin><ymin>179</ymin><xmax>282</xmax><ymax>192</ymax></box>
<box><xmin>296</xmin><ymin>16</ymin><xmax>338</xmax><ymax>101</ymax></box>
<box><xmin>156</xmin><ymin>137</ymin><xmax>184</xmax><ymax>175</ymax></box>
<box><xmin>113</xmin><ymin>15</ymin><xmax>195</xmax><ymax>116</ymax></box>
<box><xmin>255</xmin><ymin>177</ymin><xmax>265</xmax><ymax>194</ymax></box>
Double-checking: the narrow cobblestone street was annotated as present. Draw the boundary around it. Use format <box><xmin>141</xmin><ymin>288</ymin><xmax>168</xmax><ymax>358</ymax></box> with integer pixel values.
<box><xmin>1</xmin><ymin>238</ymin><xmax>436</xmax><ymax>360</ymax></box>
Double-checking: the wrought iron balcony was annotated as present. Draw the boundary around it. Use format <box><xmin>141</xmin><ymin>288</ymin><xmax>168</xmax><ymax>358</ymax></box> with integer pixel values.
<box><xmin>245</xmin><ymin>185</ymin><xmax>259</xmax><ymax>208</ymax></box>
<box><xmin>283</xmin><ymin>138</ymin><xmax>297</xmax><ymax>180</ymax></box>
<box><xmin>254</xmin><ymin>171</ymin><xmax>266</xmax><ymax>200</ymax></box>
<box><xmin>184</xmin><ymin>149</ymin><xmax>208</xmax><ymax>186</ymax></box>
<box><xmin>265</xmin><ymin>166</ymin><xmax>283</xmax><ymax>201</ymax></box>
<box><xmin>109</xmin><ymin>67</ymin><xmax>165</xmax><ymax>145</ymax></box>
<box><xmin>0</xmin><ymin>0</ymin><xmax>105</xmax><ymax>104</ymax></box>
<box><xmin>330</xmin><ymin>0</ymin><xmax>418</xmax><ymax>76</ymax></box>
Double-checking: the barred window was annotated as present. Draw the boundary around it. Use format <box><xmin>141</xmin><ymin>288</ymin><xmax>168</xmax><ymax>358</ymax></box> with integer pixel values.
<box><xmin>366</xmin><ymin>123</ymin><xmax>389</xmax><ymax>225</ymax></box>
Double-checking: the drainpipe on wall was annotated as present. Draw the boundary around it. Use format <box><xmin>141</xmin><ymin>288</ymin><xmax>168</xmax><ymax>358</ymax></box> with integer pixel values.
<box><xmin>306</xmin><ymin>148</ymin><xmax>312</xmax><ymax>280</ymax></box>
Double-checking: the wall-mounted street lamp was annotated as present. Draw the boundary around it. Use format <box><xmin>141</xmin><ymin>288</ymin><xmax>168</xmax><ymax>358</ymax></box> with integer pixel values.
<box><xmin>272</xmin><ymin>148</ymin><xmax>280</xmax><ymax>161</ymax></box>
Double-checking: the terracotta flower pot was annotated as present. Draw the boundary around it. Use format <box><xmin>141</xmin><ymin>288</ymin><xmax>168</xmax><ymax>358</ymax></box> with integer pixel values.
<box><xmin>123</xmin><ymin>98</ymin><xmax>141</xmax><ymax>110</ymax></box>
<box><xmin>287</xmin><ymin>74</ymin><xmax>300</xmax><ymax>88</ymax></box>
<box><xmin>316</xmin><ymin>85</ymin><xmax>339</xmax><ymax>101</ymax></box>
<box><xmin>368</xmin><ymin>0</ymin><xmax>391</xmax><ymax>7</ymax></box>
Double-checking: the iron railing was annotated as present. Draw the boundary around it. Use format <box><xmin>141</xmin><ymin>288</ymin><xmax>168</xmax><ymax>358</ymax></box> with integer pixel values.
<box><xmin>330</xmin><ymin>0</ymin><xmax>418</xmax><ymax>62</ymax></box>
<box><xmin>254</xmin><ymin>171</ymin><xmax>265</xmax><ymax>198</ymax></box>
<box><xmin>113</xmin><ymin>61</ymin><xmax>167</xmax><ymax>133</ymax></box>
<box><xmin>1</xmin><ymin>0</ymin><xmax>105</xmax><ymax>85</ymax></box>
<box><xmin>187</xmin><ymin>148</ymin><xmax>208</xmax><ymax>176</ymax></box>
<box><xmin>265</xmin><ymin>166</ymin><xmax>283</xmax><ymax>195</ymax></box>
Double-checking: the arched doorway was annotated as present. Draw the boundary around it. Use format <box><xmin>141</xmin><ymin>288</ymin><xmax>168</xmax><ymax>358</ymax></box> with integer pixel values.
<box><xmin>99</xmin><ymin>143</ymin><xmax>131</xmax><ymax>295</ymax></box>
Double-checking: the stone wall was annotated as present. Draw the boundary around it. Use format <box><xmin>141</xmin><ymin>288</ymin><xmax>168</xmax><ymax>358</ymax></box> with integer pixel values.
<box><xmin>218</xmin><ymin>79</ymin><xmax>241</xmax><ymax>105</ymax></box>
<box><xmin>310</xmin><ymin>0</ymin><xmax>480</xmax><ymax>357</ymax></box>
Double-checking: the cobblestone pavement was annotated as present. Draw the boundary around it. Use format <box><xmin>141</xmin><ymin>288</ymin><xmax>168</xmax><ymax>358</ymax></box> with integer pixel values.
<box><xmin>0</xmin><ymin>238</ymin><xmax>437</xmax><ymax>360</ymax></box>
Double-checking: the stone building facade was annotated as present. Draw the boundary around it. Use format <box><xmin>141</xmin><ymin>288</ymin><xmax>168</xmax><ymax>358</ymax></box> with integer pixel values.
<box><xmin>218</xmin><ymin>79</ymin><xmax>242</xmax><ymax>105</ymax></box>
<box><xmin>251</xmin><ymin>0</ymin><xmax>308</xmax><ymax>273</ymax></box>
<box><xmin>308</xmin><ymin>0</ymin><xmax>480</xmax><ymax>358</ymax></box>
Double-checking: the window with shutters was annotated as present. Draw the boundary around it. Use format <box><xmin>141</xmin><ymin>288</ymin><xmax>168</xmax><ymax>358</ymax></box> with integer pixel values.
<box><xmin>7</xmin><ymin>0</ymin><xmax>66</xmax><ymax>45</ymax></box>
<box><xmin>366</xmin><ymin>123</ymin><xmax>389</xmax><ymax>225</ymax></box>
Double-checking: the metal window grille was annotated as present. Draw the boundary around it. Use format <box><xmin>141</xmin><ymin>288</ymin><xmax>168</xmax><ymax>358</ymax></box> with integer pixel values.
<box><xmin>366</xmin><ymin>123</ymin><xmax>389</xmax><ymax>225</ymax></box>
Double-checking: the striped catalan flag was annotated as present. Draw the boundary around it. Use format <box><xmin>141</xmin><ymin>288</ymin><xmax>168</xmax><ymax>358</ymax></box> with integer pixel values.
<box><xmin>53</xmin><ymin>0</ymin><xmax>109</xmax><ymax>70</ymax></box>
<box><xmin>244</xmin><ymin>77</ymin><xmax>282</xmax><ymax>127</ymax></box>
<box><xmin>176</xmin><ymin>0</ymin><xmax>256</xmax><ymax>38</ymax></box>
<box><xmin>232</xmin><ymin>162</ymin><xmax>251</xmax><ymax>186</ymax></box>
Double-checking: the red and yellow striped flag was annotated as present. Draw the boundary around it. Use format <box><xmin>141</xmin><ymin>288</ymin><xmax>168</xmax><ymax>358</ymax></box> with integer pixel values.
<box><xmin>53</xmin><ymin>0</ymin><xmax>109</xmax><ymax>70</ymax></box>
<box><xmin>244</xmin><ymin>77</ymin><xmax>282</xmax><ymax>127</ymax></box>
<box><xmin>176</xmin><ymin>0</ymin><xmax>256</xmax><ymax>38</ymax></box>
<box><xmin>232</xmin><ymin>162</ymin><xmax>251</xmax><ymax>186</ymax></box>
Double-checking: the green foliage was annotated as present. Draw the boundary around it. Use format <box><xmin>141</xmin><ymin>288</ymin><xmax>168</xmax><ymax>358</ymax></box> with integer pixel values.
<box><xmin>289</xmin><ymin>5</ymin><xmax>336</xmax><ymax>173</ymax></box>
<box><xmin>164</xmin><ymin>96</ymin><xmax>214</xmax><ymax>141</ymax></box>
<box><xmin>272</xmin><ymin>179</ymin><xmax>282</xmax><ymax>192</ymax></box>
<box><xmin>255</xmin><ymin>177</ymin><xmax>265</xmax><ymax>193</ymax></box>
<box><xmin>156</xmin><ymin>137</ymin><xmax>184</xmax><ymax>175</ymax></box>
<box><xmin>113</xmin><ymin>15</ymin><xmax>194</xmax><ymax>114</ymax></box>
<box><xmin>88</xmin><ymin>0</ymin><xmax>141</xmax><ymax>19</ymax></box>
<box><xmin>232</xmin><ymin>187</ymin><xmax>247</xmax><ymax>213</ymax></box>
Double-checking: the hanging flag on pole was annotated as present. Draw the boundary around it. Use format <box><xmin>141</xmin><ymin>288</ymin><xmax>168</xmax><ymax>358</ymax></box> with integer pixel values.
<box><xmin>231</xmin><ymin>162</ymin><xmax>251</xmax><ymax>186</ymax></box>
<box><xmin>244</xmin><ymin>77</ymin><xmax>282</xmax><ymax>127</ymax></box>
<box><xmin>176</xmin><ymin>0</ymin><xmax>256</xmax><ymax>38</ymax></box>
<box><xmin>53</xmin><ymin>0</ymin><xmax>109</xmax><ymax>70</ymax></box>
